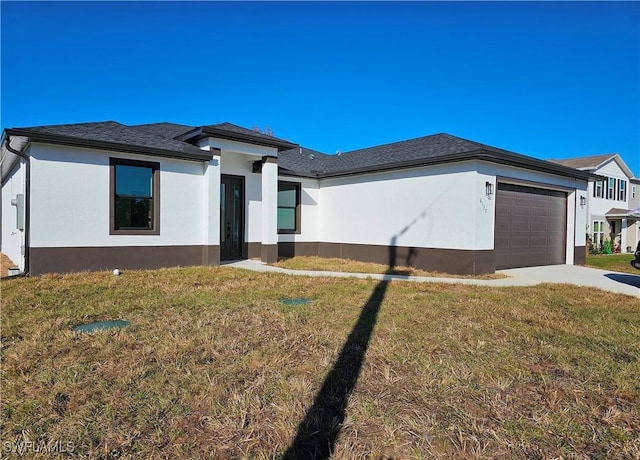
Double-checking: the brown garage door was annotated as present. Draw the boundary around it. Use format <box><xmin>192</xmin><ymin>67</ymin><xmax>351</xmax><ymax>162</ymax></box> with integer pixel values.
<box><xmin>494</xmin><ymin>183</ymin><xmax>567</xmax><ymax>269</ymax></box>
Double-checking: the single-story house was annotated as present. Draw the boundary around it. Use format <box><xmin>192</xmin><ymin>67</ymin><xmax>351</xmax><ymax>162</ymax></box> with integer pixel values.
<box><xmin>1</xmin><ymin>121</ymin><xmax>593</xmax><ymax>276</ymax></box>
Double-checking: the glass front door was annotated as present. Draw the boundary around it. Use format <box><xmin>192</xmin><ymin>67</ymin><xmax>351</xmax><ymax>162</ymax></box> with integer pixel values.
<box><xmin>220</xmin><ymin>175</ymin><xmax>244</xmax><ymax>259</ymax></box>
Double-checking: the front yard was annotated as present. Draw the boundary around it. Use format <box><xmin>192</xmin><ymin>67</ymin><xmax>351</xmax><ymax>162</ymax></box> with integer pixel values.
<box><xmin>2</xmin><ymin>267</ymin><xmax>639</xmax><ymax>458</ymax></box>
<box><xmin>585</xmin><ymin>253</ymin><xmax>638</xmax><ymax>275</ymax></box>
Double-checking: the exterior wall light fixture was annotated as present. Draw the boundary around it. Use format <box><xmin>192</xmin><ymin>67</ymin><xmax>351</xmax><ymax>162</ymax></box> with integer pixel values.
<box><xmin>580</xmin><ymin>195</ymin><xmax>587</xmax><ymax>207</ymax></box>
<box><xmin>485</xmin><ymin>181</ymin><xmax>494</xmax><ymax>198</ymax></box>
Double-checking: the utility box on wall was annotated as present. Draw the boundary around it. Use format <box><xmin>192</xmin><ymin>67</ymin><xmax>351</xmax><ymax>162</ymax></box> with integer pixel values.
<box><xmin>11</xmin><ymin>193</ymin><xmax>25</xmax><ymax>231</ymax></box>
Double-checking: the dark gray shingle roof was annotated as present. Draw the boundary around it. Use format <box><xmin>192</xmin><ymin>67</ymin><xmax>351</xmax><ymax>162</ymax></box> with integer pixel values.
<box><xmin>8</xmin><ymin>121</ymin><xmax>211</xmax><ymax>160</ymax></box>
<box><xmin>177</xmin><ymin>122</ymin><xmax>298</xmax><ymax>152</ymax></box>
<box><xmin>4</xmin><ymin>120</ymin><xmax>594</xmax><ymax>181</ymax></box>
<box><xmin>132</xmin><ymin>122</ymin><xmax>196</xmax><ymax>140</ymax></box>
<box><xmin>206</xmin><ymin>122</ymin><xmax>294</xmax><ymax>145</ymax></box>
<box><xmin>278</xmin><ymin>147</ymin><xmax>334</xmax><ymax>177</ymax></box>
<box><xmin>278</xmin><ymin>132</ymin><xmax>591</xmax><ymax>181</ymax></box>
<box><xmin>548</xmin><ymin>154</ymin><xmax>616</xmax><ymax>170</ymax></box>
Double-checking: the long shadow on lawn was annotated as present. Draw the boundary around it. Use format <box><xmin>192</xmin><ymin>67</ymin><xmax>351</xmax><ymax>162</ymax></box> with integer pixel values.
<box><xmin>284</xmin><ymin>231</ymin><xmax>426</xmax><ymax>458</ymax></box>
<box><xmin>282</xmin><ymin>278</ymin><xmax>389</xmax><ymax>459</ymax></box>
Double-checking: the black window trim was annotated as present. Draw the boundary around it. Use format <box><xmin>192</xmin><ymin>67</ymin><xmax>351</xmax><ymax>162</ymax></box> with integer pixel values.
<box><xmin>277</xmin><ymin>181</ymin><xmax>301</xmax><ymax>235</ymax></box>
<box><xmin>109</xmin><ymin>157</ymin><xmax>160</xmax><ymax>235</ymax></box>
<box><xmin>618</xmin><ymin>179</ymin><xmax>626</xmax><ymax>202</ymax></box>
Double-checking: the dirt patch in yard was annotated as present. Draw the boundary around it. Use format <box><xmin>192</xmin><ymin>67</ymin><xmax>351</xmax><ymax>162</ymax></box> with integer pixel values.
<box><xmin>1</xmin><ymin>252</ymin><xmax>17</xmax><ymax>277</ymax></box>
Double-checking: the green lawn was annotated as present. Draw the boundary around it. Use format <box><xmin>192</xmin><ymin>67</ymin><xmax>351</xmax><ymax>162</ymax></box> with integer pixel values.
<box><xmin>2</xmin><ymin>267</ymin><xmax>639</xmax><ymax>459</ymax></box>
<box><xmin>585</xmin><ymin>253</ymin><xmax>638</xmax><ymax>275</ymax></box>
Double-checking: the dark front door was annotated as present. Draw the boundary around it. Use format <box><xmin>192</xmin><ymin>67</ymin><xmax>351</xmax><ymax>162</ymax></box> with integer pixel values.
<box><xmin>220</xmin><ymin>175</ymin><xmax>245</xmax><ymax>259</ymax></box>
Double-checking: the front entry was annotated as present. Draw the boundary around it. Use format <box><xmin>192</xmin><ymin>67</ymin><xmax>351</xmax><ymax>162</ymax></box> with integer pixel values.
<box><xmin>220</xmin><ymin>175</ymin><xmax>245</xmax><ymax>259</ymax></box>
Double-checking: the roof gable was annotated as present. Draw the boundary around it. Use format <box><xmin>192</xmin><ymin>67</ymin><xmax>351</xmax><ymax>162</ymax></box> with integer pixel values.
<box><xmin>178</xmin><ymin>122</ymin><xmax>298</xmax><ymax>152</ymax></box>
<box><xmin>549</xmin><ymin>153</ymin><xmax>634</xmax><ymax>178</ymax></box>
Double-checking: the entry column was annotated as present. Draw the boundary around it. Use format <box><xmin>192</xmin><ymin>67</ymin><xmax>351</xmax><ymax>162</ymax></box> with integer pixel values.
<box><xmin>261</xmin><ymin>156</ymin><xmax>278</xmax><ymax>263</ymax></box>
<box><xmin>203</xmin><ymin>150</ymin><xmax>221</xmax><ymax>265</ymax></box>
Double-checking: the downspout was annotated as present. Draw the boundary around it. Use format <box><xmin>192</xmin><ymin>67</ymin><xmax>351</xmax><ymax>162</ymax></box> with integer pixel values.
<box><xmin>3</xmin><ymin>136</ymin><xmax>30</xmax><ymax>277</ymax></box>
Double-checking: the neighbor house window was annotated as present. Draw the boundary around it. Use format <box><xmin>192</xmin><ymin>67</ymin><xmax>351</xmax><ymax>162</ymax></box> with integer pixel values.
<box><xmin>633</xmin><ymin>185</ymin><xmax>637</xmax><ymax>200</ymax></box>
<box><xmin>593</xmin><ymin>221</ymin><xmax>604</xmax><ymax>248</ymax></box>
<box><xmin>594</xmin><ymin>180</ymin><xmax>604</xmax><ymax>198</ymax></box>
<box><xmin>607</xmin><ymin>177</ymin><xmax>615</xmax><ymax>200</ymax></box>
<box><xmin>110</xmin><ymin>158</ymin><xmax>160</xmax><ymax>235</ymax></box>
<box><xmin>277</xmin><ymin>181</ymin><xmax>301</xmax><ymax>234</ymax></box>
<box><xmin>618</xmin><ymin>179</ymin><xmax>626</xmax><ymax>202</ymax></box>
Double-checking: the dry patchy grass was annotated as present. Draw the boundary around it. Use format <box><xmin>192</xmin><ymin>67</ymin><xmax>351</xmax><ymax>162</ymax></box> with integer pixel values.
<box><xmin>273</xmin><ymin>256</ymin><xmax>506</xmax><ymax>280</ymax></box>
<box><xmin>1</xmin><ymin>267</ymin><xmax>639</xmax><ymax>459</ymax></box>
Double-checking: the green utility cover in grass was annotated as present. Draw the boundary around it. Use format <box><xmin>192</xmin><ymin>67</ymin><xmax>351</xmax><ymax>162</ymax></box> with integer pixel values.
<box><xmin>73</xmin><ymin>320</ymin><xmax>130</xmax><ymax>333</ymax></box>
<box><xmin>281</xmin><ymin>298</ymin><xmax>312</xmax><ymax>306</ymax></box>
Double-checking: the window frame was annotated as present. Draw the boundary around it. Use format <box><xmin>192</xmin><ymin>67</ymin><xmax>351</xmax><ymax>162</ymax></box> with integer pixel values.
<box><xmin>277</xmin><ymin>181</ymin><xmax>301</xmax><ymax>235</ymax></box>
<box><xmin>109</xmin><ymin>158</ymin><xmax>160</xmax><ymax>235</ymax></box>
<box><xmin>618</xmin><ymin>179</ymin><xmax>626</xmax><ymax>202</ymax></box>
<box><xmin>607</xmin><ymin>177</ymin><xmax>615</xmax><ymax>200</ymax></box>
<box><xmin>632</xmin><ymin>185</ymin><xmax>637</xmax><ymax>200</ymax></box>
<box><xmin>594</xmin><ymin>180</ymin><xmax>604</xmax><ymax>198</ymax></box>
<box><xmin>593</xmin><ymin>220</ymin><xmax>604</xmax><ymax>248</ymax></box>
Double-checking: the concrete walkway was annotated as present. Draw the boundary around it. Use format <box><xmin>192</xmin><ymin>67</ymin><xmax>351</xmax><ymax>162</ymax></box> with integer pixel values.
<box><xmin>224</xmin><ymin>259</ymin><xmax>640</xmax><ymax>297</ymax></box>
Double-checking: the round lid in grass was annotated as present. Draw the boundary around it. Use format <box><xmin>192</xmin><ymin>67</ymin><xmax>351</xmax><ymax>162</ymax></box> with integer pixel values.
<box><xmin>280</xmin><ymin>298</ymin><xmax>312</xmax><ymax>306</ymax></box>
<box><xmin>73</xmin><ymin>319</ymin><xmax>131</xmax><ymax>334</ymax></box>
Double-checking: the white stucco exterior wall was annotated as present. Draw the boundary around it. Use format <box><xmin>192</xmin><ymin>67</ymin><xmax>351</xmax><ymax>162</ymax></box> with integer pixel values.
<box><xmin>202</xmin><ymin>154</ymin><xmax>221</xmax><ymax>248</ymax></box>
<box><xmin>1</xmin><ymin>159</ymin><xmax>26</xmax><ymax>270</ymax></box>
<box><xmin>28</xmin><ymin>143</ymin><xmax>206</xmax><ymax>248</ymax></box>
<box><xmin>261</xmin><ymin>160</ymin><xmax>278</xmax><ymax>247</ymax></box>
<box><xmin>318</xmin><ymin>161</ymin><xmax>489</xmax><ymax>250</ymax></box>
<box><xmin>316</xmin><ymin>160</ymin><xmax>587</xmax><ymax>265</ymax></box>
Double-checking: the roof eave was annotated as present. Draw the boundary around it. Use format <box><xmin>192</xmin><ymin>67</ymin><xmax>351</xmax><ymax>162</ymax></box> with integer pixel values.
<box><xmin>5</xmin><ymin>129</ymin><xmax>213</xmax><ymax>162</ymax></box>
<box><xmin>277</xmin><ymin>167</ymin><xmax>321</xmax><ymax>179</ymax></box>
<box><xmin>181</xmin><ymin>126</ymin><xmax>298</xmax><ymax>152</ymax></box>
<box><xmin>312</xmin><ymin>149</ymin><xmax>597</xmax><ymax>181</ymax></box>
<box><xmin>478</xmin><ymin>149</ymin><xmax>597</xmax><ymax>181</ymax></box>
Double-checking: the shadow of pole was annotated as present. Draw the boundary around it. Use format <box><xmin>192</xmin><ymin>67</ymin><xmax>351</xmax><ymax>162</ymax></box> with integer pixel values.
<box><xmin>282</xmin><ymin>279</ymin><xmax>389</xmax><ymax>459</ymax></box>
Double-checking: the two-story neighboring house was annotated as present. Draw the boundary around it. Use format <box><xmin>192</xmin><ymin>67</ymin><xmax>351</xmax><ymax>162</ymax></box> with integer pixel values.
<box><xmin>550</xmin><ymin>154</ymin><xmax>639</xmax><ymax>253</ymax></box>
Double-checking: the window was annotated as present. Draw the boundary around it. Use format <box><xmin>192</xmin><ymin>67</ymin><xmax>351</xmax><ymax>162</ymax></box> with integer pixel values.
<box><xmin>593</xmin><ymin>221</ymin><xmax>604</xmax><ymax>248</ymax></box>
<box><xmin>594</xmin><ymin>180</ymin><xmax>604</xmax><ymax>198</ymax></box>
<box><xmin>277</xmin><ymin>181</ymin><xmax>301</xmax><ymax>234</ymax></box>
<box><xmin>618</xmin><ymin>179</ymin><xmax>626</xmax><ymax>202</ymax></box>
<box><xmin>110</xmin><ymin>158</ymin><xmax>160</xmax><ymax>235</ymax></box>
<box><xmin>607</xmin><ymin>177</ymin><xmax>615</xmax><ymax>200</ymax></box>
<box><xmin>633</xmin><ymin>185</ymin><xmax>637</xmax><ymax>200</ymax></box>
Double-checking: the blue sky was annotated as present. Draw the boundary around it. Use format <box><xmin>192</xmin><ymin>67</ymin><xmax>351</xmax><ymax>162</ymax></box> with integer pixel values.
<box><xmin>2</xmin><ymin>1</ymin><xmax>639</xmax><ymax>175</ymax></box>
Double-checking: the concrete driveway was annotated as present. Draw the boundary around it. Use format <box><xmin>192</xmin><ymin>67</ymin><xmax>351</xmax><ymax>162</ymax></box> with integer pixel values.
<box><xmin>226</xmin><ymin>260</ymin><xmax>640</xmax><ymax>297</ymax></box>
<box><xmin>498</xmin><ymin>265</ymin><xmax>640</xmax><ymax>297</ymax></box>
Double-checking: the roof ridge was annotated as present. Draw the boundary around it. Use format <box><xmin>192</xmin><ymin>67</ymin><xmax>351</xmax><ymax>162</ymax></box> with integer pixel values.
<box><xmin>340</xmin><ymin>132</ymin><xmax>450</xmax><ymax>156</ymax></box>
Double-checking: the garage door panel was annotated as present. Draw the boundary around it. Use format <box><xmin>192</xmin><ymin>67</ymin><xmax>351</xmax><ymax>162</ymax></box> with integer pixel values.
<box><xmin>495</xmin><ymin>183</ymin><xmax>567</xmax><ymax>270</ymax></box>
<box><xmin>510</xmin><ymin>236</ymin><xmax>530</xmax><ymax>248</ymax></box>
<box><xmin>512</xmin><ymin>222</ymin><xmax>531</xmax><ymax>232</ymax></box>
<box><xmin>530</xmin><ymin>237</ymin><xmax>548</xmax><ymax>247</ymax></box>
<box><xmin>531</xmin><ymin>222</ymin><xmax>548</xmax><ymax>232</ymax></box>
<box><xmin>512</xmin><ymin>205</ymin><xmax>532</xmax><ymax>216</ymax></box>
<box><xmin>532</xmin><ymin>207</ymin><xmax>549</xmax><ymax>217</ymax></box>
